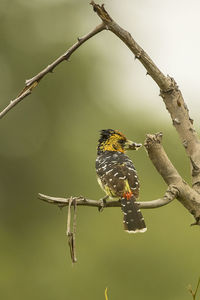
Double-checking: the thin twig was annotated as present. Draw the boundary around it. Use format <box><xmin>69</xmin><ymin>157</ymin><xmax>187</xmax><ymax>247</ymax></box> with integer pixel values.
<box><xmin>66</xmin><ymin>197</ymin><xmax>77</xmax><ymax>263</ymax></box>
<box><xmin>66</xmin><ymin>197</ymin><xmax>72</xmax><ymax>236</ymax></box>
<box><xmin>72</xmin><ymin>200</ymin><xmax>77</xmax><ymax>263</ymax></box>
<box><xmin>38</xmin><ymin>186</ymin><xmax>177</xmax><ymax>209</ymax></box>
<box><xmin>66</xmin><ymin>197</ymin><xmax>76</xmax><ymax>263</ymax></box>
<box><xmin>0</xmin><ymin>22</ymin><xmax>105</xmax><ymax>119</ymax></box>
<box><xmin>188</xmin><ymin>277</ymin><xmax>200</xmax><ymax>300</ymax></box>
<box><xmin>0</xmin><ymin>89</ymin><xmax>31</xmax><ymax>119</ymax></box>
<box><xmin>24</xmin><ymin>22</ymin><xmax>105</xmax><ymax>88</ymax></box>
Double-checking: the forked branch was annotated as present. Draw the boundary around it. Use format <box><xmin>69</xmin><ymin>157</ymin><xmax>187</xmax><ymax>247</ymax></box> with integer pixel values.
<box><xmin>38</xmin><ymin>2</ymin><xmax>200</xmax><ymax>224</ymax></box>
<box><xmin>188</xmin><ymin>278</ymin><xmax>200</xmax><ymax>300</ymax></box>
<box><xmin>2</xmin><ymin>2</ymin><xmax>200</xmax><ymax>225</ymax></box>
<box><xmin>90</xmin><ymin>2</ymin><xmax>200</xmax><ymax>193</ymax></box>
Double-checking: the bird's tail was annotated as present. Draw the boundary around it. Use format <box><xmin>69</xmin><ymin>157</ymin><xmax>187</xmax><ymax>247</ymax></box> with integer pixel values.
<box><xmin>121</xmin><ymin>195</ymin><xmax>147</xmax><ymax>233</ymax></box>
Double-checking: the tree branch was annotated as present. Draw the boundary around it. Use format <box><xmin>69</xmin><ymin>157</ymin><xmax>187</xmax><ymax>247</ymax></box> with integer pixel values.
<box><xmin>0</xmin><ymin>22</ymin><xmax>105</xmax><ymax>119</ymax></box>
<box><xmin>90</xmin><ymin>2</ymin><xmax>200</xmax><ymax>193</ymax></box>
<box><xmin>38</xmin><ymin>186</ymin><xmax>177</xmax><ymax>210</ymax></box>
<box><xmin>144</xmin><ymin>132</ymin><xmax>182</xmax><ymax>186</ymax></box>
<box><xmin>66</xmin><ymin>198</ymin><xmax>77</xmax><ymax>263</ymax></box>
<box><xmin>90</xmin><ymin>1</ymin><xmax>171</xmax><ymax>91</ymax></box>
<box><xmin>3</xmin><ymin>2</ymin><xmax>200</xmax><ymax>228</ymax></box>
<box><xmin>0</xmin><ymin>89</ymin><xmax>31</xmax><ymax>119</ymax></box>
<box><xmin>38</xmin><ymin>132</ymin><xmax>200</xmax><ymax>224</ymax></box>
<box><xmin>38</xmin><ymin>132</ymin><xmax>200</xmax><ymax>226</ymax></box>
<box><xmin>145</xmin><ymin>133</ymin><xmax>200</xmax><ymax>222</ymax></box>
<box><xmin>188</xmin><ymin>277</ymin><xmax>200</xmax><ymax>300</ymax></box>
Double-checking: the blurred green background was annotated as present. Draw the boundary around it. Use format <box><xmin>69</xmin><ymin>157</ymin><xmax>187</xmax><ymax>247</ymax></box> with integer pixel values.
<box><xmin>1</xmin><ymin>1</ymin><xmax>200</xmax><ymax>299</ymax></box>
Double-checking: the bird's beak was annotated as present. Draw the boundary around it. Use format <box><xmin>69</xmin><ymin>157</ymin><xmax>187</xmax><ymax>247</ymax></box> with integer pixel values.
<box><xmin>124</xmin><ymin>140</ymin><xmax>142</xmax><ymax>151</ymax></box>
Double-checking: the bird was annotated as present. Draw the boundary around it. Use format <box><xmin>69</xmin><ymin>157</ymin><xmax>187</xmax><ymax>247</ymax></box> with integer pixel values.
<box><xmin>95</xmin><ymin>129</ymin><xmax>147</xmax><ymax>233</ymax></box>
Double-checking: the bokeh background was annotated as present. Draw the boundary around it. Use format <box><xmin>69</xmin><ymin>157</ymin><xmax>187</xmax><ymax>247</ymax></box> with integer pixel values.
<box><xmin>1</xmin><ymin>0</ymin><xmax>200</xmax><ymax>299</ymax></box>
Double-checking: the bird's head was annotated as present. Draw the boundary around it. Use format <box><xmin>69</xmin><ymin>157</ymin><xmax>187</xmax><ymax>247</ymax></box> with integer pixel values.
<box><xmin>97</xmin><ymin>129</ymin><xmax>142</xmax><ymax>155</ymax></box>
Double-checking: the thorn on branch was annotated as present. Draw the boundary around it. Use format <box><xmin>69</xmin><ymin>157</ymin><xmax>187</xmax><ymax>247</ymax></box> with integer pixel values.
<box><xmin>183</xmin><ymin>140</ymin><xmax>188</xmax><ymax>148</ymax></box>
<box><xmin>49</xmin><ymin>67</ymin><xmax>54</xmax><ymax>73</ymax></box>
<box><xmin>135</xmin><ymin>53</ymin><xmax>141</xmax><ymax>60</ymax></box>
<box><xmin>173</xmin><ymin>118</ymin><xmax>181</xmax><ymax>125</ymax></box>
<box><xmin>189</xmin><ymin>127</ymin><xmax>195</xmax><ymax>133</ymax></box>
<box><xmin>189</xmin><ymin>117</ymin><xmax>194</xmax><ymax>124</ymax></box>
<box><xmin>184</xmin><ymin>102</ymin><xmax>189</xmax><ymax>111</ymax></box>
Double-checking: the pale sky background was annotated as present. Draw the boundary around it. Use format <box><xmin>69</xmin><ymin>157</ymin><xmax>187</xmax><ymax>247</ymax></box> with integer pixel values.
<box><xmin>90</xmin><ymin>0</ymin><xmax>200</xmax><ymax>123</ymax></box>
<box><xmin>3</xmin><ymin>0</ymin><xmax>200</xmax><ymax>123</ymax></box>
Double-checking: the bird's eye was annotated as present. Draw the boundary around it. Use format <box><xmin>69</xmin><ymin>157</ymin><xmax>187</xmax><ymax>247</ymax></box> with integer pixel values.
<box><xmin>119</xmin><ymin>139</ymin><xmax>125</xmax><ymax>145</ymax></box>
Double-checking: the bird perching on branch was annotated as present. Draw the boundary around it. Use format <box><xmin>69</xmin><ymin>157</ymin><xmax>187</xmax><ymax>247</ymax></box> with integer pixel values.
<box><xmin>96</xmin><ymin>129</ymin><xmax>147</xmax><ymax>233</ymax></box>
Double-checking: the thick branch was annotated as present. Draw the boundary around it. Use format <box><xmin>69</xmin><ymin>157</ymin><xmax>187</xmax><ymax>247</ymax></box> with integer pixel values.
<box><xmin>145</xmin><ymin>133</ymin><xmax>200</xmax><ymax>222</ymax></box>
<box><xmin>145</xmin><ymin>132</ymin><xmax>182</xmax><ymax>186</ymax></box>
<box><xmin>160</xmin><ymin>86</ymin><xmax>200</xmax><ymax>192</ymax></box>
<box><xmin>91</xmin><ymin>2</ymin><xmax>200</xmax><ymax>193</ymax></box>
<box><xmin>38</xmin><ymin>187</ymin><xmax>176</xmax><ymax>210</ymax></box>
<box><xmin>0</xmin><ymin>23</ymin><xmax>105</xmax><ymax>119</ymax></box>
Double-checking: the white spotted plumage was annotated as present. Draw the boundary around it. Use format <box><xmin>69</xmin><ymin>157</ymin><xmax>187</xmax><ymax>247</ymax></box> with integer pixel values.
<box><xmin>96</xmin><ymin>129</ymin><xmax>146</xmax><ymax>233</ymax></box>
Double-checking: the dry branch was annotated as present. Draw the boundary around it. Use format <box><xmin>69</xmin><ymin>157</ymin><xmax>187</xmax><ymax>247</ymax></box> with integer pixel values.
<box><xmin>90</xmin><ymin>2</ymin><xmax>200</xmax><ymax>193</ymax></box>
<box><xmin>38</xmin><ymin>185</ymin><xmax>177</xmax><ymax>210</ymax></box>
<box><xmin>90</xmin><ymin>1</ymin><xmax>171</xmax><ymax>91</ymax></box>
<box><xmin>1</xmin><ymin>2</ymin><xmax>200</xmax><ymax>226</ymax></box>
<box><xmin>38</xmin><ymin>127</ymin><xmax>200</xmax><ymax>226</ymax></box>
<box><xmin>0</xmin><ymin>90</ymin><xmax>31</xmax><ymax>119</ymax></box>
<box><xmin>66</xmin><ymin>198</ymin><xmax>77</xmax><ymax>263</ymax></box>
<box><xmin>39</xmin><ymin>131</ymin><xmax>200</xmax><ymax>224</ymax></box>
<box><xmin>30</xmin><ymin>3</ymin><xmax>200</xmax><ymax>225</ymax></box>
<box><xmin>0</xmin><ymin>22</ymin><xmax>105</xmax><ymax>119</ymax></box>
<box><xmin>188</xmin><ymin>277</ymin><xmax>200</xmax><ymax>300</ymax></box>
<box><xmin>145</xmin><ymin>133</ymin><xmax>200</xmax><ymax>222</ymax></box>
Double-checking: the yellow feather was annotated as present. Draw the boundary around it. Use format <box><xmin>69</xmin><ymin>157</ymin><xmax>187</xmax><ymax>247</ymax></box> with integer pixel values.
<box><xmin>100</xmin><ymin>134</ymin><xmax>125</xmax><ymax>153</ymax></box>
